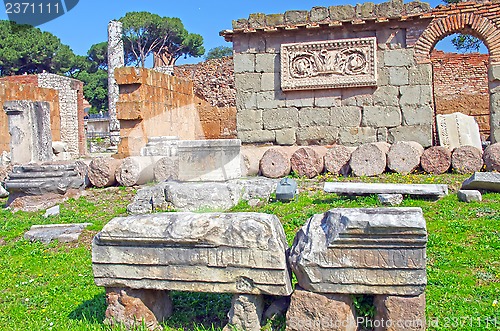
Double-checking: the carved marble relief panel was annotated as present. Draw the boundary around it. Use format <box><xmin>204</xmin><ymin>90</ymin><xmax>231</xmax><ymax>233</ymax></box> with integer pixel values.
<box><xmin>280</xmin><ymin>37</ymin><xmax>377</xmax><ymax>91</ymax></box>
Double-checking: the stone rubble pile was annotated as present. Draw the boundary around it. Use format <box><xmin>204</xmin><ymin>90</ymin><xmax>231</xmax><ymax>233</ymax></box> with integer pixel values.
<box><xmin>174</xmin><ymin>57</ymin><xmax>235</xmax><ymax>108</ymax></box>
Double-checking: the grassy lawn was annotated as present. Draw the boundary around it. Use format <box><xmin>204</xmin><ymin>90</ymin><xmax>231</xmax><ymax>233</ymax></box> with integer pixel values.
<box><xmin>0</xmin><ymin>174</ymin><xmax>499</xmax><ymax>330</ymax></box>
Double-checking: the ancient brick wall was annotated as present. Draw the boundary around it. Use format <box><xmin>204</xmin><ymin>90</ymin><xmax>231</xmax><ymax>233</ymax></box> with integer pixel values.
<box><xmin>175</xmin><ymin>57</ymin><xmax>237</xmax><ymax>139</ymax></box>
<box><xmin>37</xmin><ymin>73</ymin><xmax>86</xmax><ymax>156</ymax></box>
<box><xmin>0</xmin><ymin>74</ymin><xmax>85</xmax><ymax>156</ymax></box>
<box><xmin>0</xmin><ymin>80</ymin><xmax>60</xmax><ymax>154</ymax></box>
<box><xmin>431</xmin><ymin>50</ymin><xmax>490</xmax><ymax>139</ymax></box>
<box><xmin>115</xmin><ymin>67</ymin><xmax>205</xmax><ymax>157</ymax></box>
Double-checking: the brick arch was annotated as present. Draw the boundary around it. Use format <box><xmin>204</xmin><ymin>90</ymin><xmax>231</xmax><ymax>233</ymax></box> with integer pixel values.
<box><xmin>414</xmin><ymin>13</ymin><xmax>500</xmax><ymax>63</ymax></box>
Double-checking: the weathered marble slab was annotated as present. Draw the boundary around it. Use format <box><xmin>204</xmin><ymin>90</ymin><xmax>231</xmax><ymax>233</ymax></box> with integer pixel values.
<box><xmin>281</xmin><ymin>37</ymin><xmax>377</xmax><ymax>91</ymax></box>
<box><xmin>24</xmin><ymin>223</ymin><xmax>92</xmax><ymax>244</ymax></box>
<box><xmin>461</xmin><ymin>172</ymin><xmax>500</xmax><ymax>192</ymax></box>
<box><xmin>93</xmin><ymin>212</ymin><xmax>292</xmax><ymax>296</ymax></box>
<box><xmin>141</xmin><ymin>136</ymin><xmax>179</xmax><ymax>157</ymax></box>
<box><xmin>177</xmin><ymin>139</ymin><xmax>241</xmax><ymax>181</ymax></box>
<box><xmin>436</xmin><ymin>112</ymin><xmax>482</xmax><ymax>151</ymax></box>
<box><xmin>324</xmin><ymin>182</ymin><xmax>448</xmax><ymax>198</ymax></box>
<box><xmin>4</xmin><ymin>100</ymin><xmax>53</xmax><ymax>164</ymax></box>
<box><xmin>289</xmin><ymin>208</ymin><xmax>427</xmax><ymax>295</ymax></box>
<box><xmin>5</xmin><ymin>163</ymin><xmax>85</xmax><ymax>197</ymax></box>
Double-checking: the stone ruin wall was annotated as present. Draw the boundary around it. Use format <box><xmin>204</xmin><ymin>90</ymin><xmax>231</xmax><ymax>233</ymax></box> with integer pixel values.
<box><xmin>220</xmin><ymin>0</ymin><xmax>500</xmax><ymax>146</ymax></box>
<box><xmin>431</xmin><ymin>50</ymin><xmax>490</xmax><ymax>139</ymax></box>
<box><xmin>115</xmin><ymin>67</ymin><xmax>204</xmax><ymax>157</ymax></box>
<box><xmin>223</xmin><ymin>1</ymin><xmax>436</xmax><ymax>147</ymax></box>
<box><xmin>0</xmin><ymin>74</ymin><xmax>85</xmax><ymax>157</ymax></box>
<box><xmin>0</xmin><ymin>77</ymin><xmax>60</xmax><ymax>154</ymax></box>
<box><xmin>37</xmin><ymin>73</ymin><xmax>86</xmax><ymax>156</ymax></box>
<box><xmin>174</xmin><ymin>57</ymin><xmax>236</xmax><ymax>139</ymax></box>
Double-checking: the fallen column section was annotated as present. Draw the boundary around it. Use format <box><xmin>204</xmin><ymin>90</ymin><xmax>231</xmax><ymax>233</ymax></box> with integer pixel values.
<box><xmin>324</xmin><ymin>182</ymin><xmax>448</xmax><ymax>198</ymax></box>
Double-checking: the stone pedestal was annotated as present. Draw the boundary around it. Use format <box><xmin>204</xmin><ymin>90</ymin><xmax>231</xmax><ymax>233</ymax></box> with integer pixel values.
<box><xmin>4</xmin><ymin>100</ymin><xmax>53</xmax><ymax>164</ymax></box>
<box><xmin>5</xmin><ymin>163</ymin><xmax>85</xmax><ymax>204</ymax></box>
<box><xmin>374</xmin><ymin>294</ymin><xmax>426</xmax><ymax>331</ymax></box>
<box><xmin>141</xmin><ymin>136</ymin><xmax>179</xmax><ymax>157</ymax></box>
<box><xmin>286</xmin><ymin>288</ymin><xmax>357</xmax><ymax>331</ymax></box>
<box><xmin>224</xmin><ymin>294</ymin><xmax>264</xmax><ymax>331</ymax></box>
<box><xmin>104</xmin><ymin>287</ymin><xmax>172</xmax><ymax>331</ymax></box>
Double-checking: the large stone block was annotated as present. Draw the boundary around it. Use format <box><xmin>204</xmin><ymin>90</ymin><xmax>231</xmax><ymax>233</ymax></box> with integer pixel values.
<box><xmin>176</xmin><ymin>139</ymin><xmax>241</xmax><ymax>181</ymax></box>
<box><xmin>461</xmin><ymin>172</ymin><xmax>500</xmax><ymax>192</ymax></box>
<box><xmin>286</xmin><ymin>288</ymin><xmax>357</xmax><ymax>331</ymax></box>
<box><xmin>388</xmin><ymin>125</ymin><xmax>432</xmax><ymax>147</ymax></box>
<box><xmin>255</xmin><ymin>54</ymin><xmax>279</xmax><ymax>73</ymax></box>
<box><xmin>260</xmin><ymin>73</ymin><xmax>280</xmax><ymax>92</ymax></box>
<box><xmin>401</xmin><ymin>105</ymin><xmax>433</xmax><ymax>126</ymax></box>
<box><xmin>399</xmin><ymin>85</ymin><xmax>432</xmax><ymax>106</ymax></box>
<box><xmin>309</xmin><ymin>6</ymin><xmax>330</xmax><ymax>22</ymax></box>
<box><xmin>235</xmin><ymin>73</ymin><xmax>261</xmax><ymax>93</ymax></box>
<box><xmin>289</xmin><ymin>208</ymin><xmax>427</xmax><ymax>295</ymax></box>
<box><xmin>236</xmin><ymin>91</ymin><xmax>257</xmax><ymax>110</ymax></box>
<box><xmin>374</xmin><ymin>293</ymin><xmax>426</xmax><ymax>331</ymax></box>
<box><xmin>263</xmin><ymin>108</ymin><xmax>298</xmax><ymax>130</ymax></box>
<box><xmin>239</xmin><ymin>130</ymin><xmax>275</xmax><ymax>143</ymax></box>
<box><xmin>384</xmin><ymin>49</ymin><xmax>414</xmax><ymax>67</ymax></box>
<box><xmin>330</xmin><ymin>106</ymin><xmax>362</xmax><ymax>127</ymax></box>
<box><xmin>237</xmin><ymin>110</ymin><xmax>263</xmax><ymax>131</ymax></box>
<box><xmin>373</xmin><ymin>86</ymin><xmax>399</xmax><ymax>107</ymax></box>
<box><xmin>338</xmin><ymin>127</ymin><xmax>377</xmax><ymax>146</ymax></box>
<box><xmin>409</xmin><ymin>64</ymin><xmax>432</xmax><ymax>85</ymax></box>
<box><xmin>314</xmin><ymin>89</ymin><xmax>342</xmax><ymax>107</ymax></box>
<box><xmin>362</xmin><ymin>106</ymin><xmax>402</xmax><ymax>128</ymax></box>
<box><xmin>388</xmin><ymin>67</ymin><xmax>409</xmax><ymax>86</ymax></box>
<box><xmin>299</xmin><ymin>107</ymin><xmax>330</xmax><ymax>127</ymax></box>
<box><xmin>257</xmin><ymin>91</ymin><xmax>286</xmax><ymax>109</ymax></box>
<box><xmin>329</xmin><ymin>5</ymin><xmax>355</xmax><ymax>21</ymax></box>
<box><xmin>285</xmin><ymin>91</ymin><xmax>314</xmax><ymax>108</ymax></box>
<box><xmin>324</xmin><ymin>182</ymin><xmax>448</xmax><ymax>198</ymax></box>
<box><xmin>93</xmin><ymin>212</ymin><xmax>293</xmax><ymax>296</ymax></box>
<box><xmin>296</xmin><ymin>126</ymin><xmax>338</xmax><ymax>145</ymax></box>
<box><xmin>276</xmin><ymin>128</ymin><xmax>296</xmax><ymax>145</ymax></box>
<box><xmin>234</xmin><ymin>53</ymin><xmax>256</xmax><ymax>73</ymax></box>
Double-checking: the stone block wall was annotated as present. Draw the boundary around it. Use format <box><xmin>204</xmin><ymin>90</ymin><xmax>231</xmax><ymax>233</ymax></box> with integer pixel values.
<box><xmin>115</xmin><ymin>67</ymin><xmax>205</xmax><ymax>157</ymax></box>
<box><xmin>229</xmin><ymin>27</ymin><xmax>434</xmax><ymax>147</ymax></box>
<box><xmin>431</xmin><ymin>50</ymin><xmax>490</xmax><ymax>139</ymax></box>
<box><xmin>0</xmin><ymin>74</ymin><xmax>85</xmax><ymax>157</ymax></box>
<box><xmin>37</xmin><ymin>73</ymin><xmax>86</xmax><ymax>156</ymax></box>
<box><xmin>0</xmin><ymin>80</ymin><xmax>60</xmax><ymax>154</ymax></box>
<box><xmin>222</xmin><ymin>0</ymin><xmax>500</xmax><ymax>146</ymax></box>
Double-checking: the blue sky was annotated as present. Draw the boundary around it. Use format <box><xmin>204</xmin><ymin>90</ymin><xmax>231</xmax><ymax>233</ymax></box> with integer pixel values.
<box><xmin>0</xmin><ymin>0</ymin><xmax>485</xmax><ymax>65</ymax></box>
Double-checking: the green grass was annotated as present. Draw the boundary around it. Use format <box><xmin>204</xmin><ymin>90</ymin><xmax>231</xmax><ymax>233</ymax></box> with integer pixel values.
<box><xmin>0</xmin><ymin>174</ymin><xmax>499</xmax><ymax>330</ymax></box>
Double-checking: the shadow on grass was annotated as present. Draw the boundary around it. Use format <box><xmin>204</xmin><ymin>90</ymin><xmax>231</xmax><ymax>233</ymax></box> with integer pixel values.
<box><xmin>68</xmin><ymin>292</ymin><xmax>106</xmax><ymax>325</ymax></box>
<box><xmin>166</xmin><ymin>291</ymin><xmax>232</xmax><ymax>331</ymax></box>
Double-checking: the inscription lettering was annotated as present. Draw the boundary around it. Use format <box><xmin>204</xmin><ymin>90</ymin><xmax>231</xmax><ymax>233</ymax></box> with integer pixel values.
<box><xmin>310</xmin><ymin>248</ymin><xmax>425</xmax><ymax>269</ymax></box>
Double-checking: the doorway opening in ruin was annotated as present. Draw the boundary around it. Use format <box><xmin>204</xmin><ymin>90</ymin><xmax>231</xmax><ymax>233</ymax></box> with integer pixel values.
<box><xmin>431</xmin><ymin>34</ymin><xmax>490</xmax><ymax>144</ymax></box>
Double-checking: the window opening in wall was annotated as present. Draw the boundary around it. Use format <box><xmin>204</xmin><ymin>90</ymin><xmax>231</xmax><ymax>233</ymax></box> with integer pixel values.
<box><xmin>432</xmin><ymin>34</ymin><xmax>490</xmax><ymax>143</ymax></box>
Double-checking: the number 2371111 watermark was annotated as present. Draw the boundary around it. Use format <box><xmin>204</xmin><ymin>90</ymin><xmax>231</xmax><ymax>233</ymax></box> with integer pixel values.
<box><xmin>3</xmin><ymin>1</ymin><xmax>79</xmax><ymax>27</ymax></box>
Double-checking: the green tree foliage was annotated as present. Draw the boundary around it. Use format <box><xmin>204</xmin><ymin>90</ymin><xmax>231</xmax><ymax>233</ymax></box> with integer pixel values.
<box><xmin>77</xmin><ymin>69</ymin><xmax>108</xmax><ymax>112</ymax></box>
<box><xmin>205</xmin><ymin>46</ymin><xmax>233</xmax><ymax>60</ymax></box>
<box><xmin>0</xmin><ymin>20</ymin><xmax>79</xmax><ymax>75</ymax></box>
<box><xmin>119</xmin><ymin>12</ymin><xmax>204</xmax><ymax>67</ymax></box>
<box><xmin>442</xmin><ymin>0</ymin><xmax>482</xmax><ymax>53</ymax></box>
